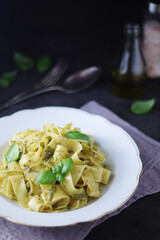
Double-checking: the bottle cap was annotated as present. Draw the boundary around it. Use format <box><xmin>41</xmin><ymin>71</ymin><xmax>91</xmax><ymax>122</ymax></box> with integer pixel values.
<box><xmin>148</xmin><ymin>2</ymin><xmax>160</xmax><ymax>13</ymax></box>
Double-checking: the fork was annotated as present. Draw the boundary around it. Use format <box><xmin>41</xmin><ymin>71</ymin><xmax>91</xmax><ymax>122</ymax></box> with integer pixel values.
<box><xmin>0</xmin><ymin>61</ymin><xmax>68</xmax><ymax>112</ymax></box>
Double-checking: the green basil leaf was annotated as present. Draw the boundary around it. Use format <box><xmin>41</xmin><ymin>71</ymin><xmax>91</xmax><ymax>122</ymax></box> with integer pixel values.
<box><xmin>131</xmin><ymin>98</ymin><xmax>155</xmax><ymax>115</ymax></box>
<box><xmin>2</xmin><ymin>70</ymin><xmax>18</xmax><ymax>82</ymax></box>
<box><xmin>55</xmin><ymin>173</ymin><xmax>65</xmax><ymax>182</ymax></box>
<box><xmin>52</xmin><ymin>167</ymin><xmax>56</xmax><ymax>174</ymax></box>
<box><xmin>0</xmin><ymin>78</ymin><xmax>10</xmax><ymax>88</ymax></box>
<box><xmin>61</xmin><ymin>158</ymin><xmax>73</xmax><ymax>175</ymax></box>
<box><xmin>58</xmin><ymin>161</ymin><xmax>64</xmax><ymax>168</ymax></box>
<box><xmin>36</xmin><ymin>56</ymin><xmax>51</xmax><ymax>72</ymax></box>
<box><xmin>4</xmin><ymin>142</ymin><xmax>20</xmax><ymax>163</ymax></box>
<box><xmin>65</xmin><ymin>131</ymin><xmax>90</xmax><ymax>145</ymax></box>
<box><xmin>52</xmin><ymin>165</ymin><xmax>62</xmax><ymax>174</ymax></box>
<box><xmin>14</xmin><ymin>52</ymin><xmax>34</xmax><ymax>71</ymax></box>
<box><xmin>35</xmin><ymin>171</ymin><xmax>55</xmax><ymax>184</ymax></box>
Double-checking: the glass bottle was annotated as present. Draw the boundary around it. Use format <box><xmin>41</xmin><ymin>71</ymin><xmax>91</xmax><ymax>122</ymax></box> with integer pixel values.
<box><xmin>143</xmin><ymin>1</ymin><xmax>160</xmax><ymax>78</ymax></box>
<box><xmin>110</xmin><ymin>24</ymin><xmax>147</xmax><ymax>99</ymax></box>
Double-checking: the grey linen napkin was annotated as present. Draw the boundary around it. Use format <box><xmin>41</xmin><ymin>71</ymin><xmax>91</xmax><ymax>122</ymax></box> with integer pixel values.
<box><xmin>1</xmin><ymin>100</ymin><xmax>160</xmax><ymax>240</ymax></box>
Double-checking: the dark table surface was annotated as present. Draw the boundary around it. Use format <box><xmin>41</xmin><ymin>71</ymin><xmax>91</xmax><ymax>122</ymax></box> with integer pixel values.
<box><xmin>0</xmin><ymin>0</ymin><xmax>160</xmax><ymax>239</ymax></box>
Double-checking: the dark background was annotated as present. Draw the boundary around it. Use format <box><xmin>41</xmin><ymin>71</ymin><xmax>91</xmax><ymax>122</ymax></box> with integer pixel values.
<box><xmin>1</xmin><ymin>0</ymin><xmax>160</xmax><ymax>239</ymax></box>
<box><xmin>0</xmin><ymin>0</ymin><xmax>146</xmax><ymax>71</ymax></box>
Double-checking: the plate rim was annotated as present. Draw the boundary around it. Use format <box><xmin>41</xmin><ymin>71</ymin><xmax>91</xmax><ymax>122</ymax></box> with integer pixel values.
<box><xmin>0</xmin><ymin>106</ymin><xmax>143</xmax><ymax>227</ymax></box>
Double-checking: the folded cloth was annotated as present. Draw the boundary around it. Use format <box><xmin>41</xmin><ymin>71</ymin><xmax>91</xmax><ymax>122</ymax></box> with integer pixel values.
<box><xmin>1</xmin><ymin>100</ymin><xmax>160</xmax><ymax>240</ymax></box>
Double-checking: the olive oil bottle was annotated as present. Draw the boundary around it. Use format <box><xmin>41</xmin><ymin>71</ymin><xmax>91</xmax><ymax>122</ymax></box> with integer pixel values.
<box><xmin>111</xmin><ymin>24</ymin><xmax>147</xmax><ymax>99</ymax></box>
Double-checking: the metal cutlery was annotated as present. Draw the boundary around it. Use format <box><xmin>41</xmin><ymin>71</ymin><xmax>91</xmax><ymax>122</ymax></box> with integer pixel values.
<box><xmin>0</xmin><ymin>66</ymin><xmax>101</xmax><ymax>112</ymax></box>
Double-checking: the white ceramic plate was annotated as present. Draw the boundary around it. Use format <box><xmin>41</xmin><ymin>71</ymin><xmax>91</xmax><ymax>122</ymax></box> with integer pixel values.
<box><xmin>0</xmin><ymin>107</ymin><xmax>142</xmax><ymax>227</ymax></box>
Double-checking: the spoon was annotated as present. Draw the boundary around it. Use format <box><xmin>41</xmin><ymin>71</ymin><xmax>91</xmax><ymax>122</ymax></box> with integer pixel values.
<box><xmin>0</xmin><ymin>66</ymin><xmax>102</xmax><ymax>112</ymax></box>
<box><xmin>51</xmin><ymin>66</ymin><xmax>101</xmax><ymax>94</ymax></box>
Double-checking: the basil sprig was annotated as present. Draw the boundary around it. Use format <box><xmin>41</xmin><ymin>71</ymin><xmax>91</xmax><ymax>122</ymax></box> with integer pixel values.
<box><xmin>35</xmin><ymin>171</ymin><xmax>56</xmax><ymax>184</ymax></box>
<box><xmin>0</xmin><ymin>53</ymin><xmax>52</xmax><ymax>88</ymax></box>
<box><xmin>55</xmin><ymin>173</ymin><xmax>65</xmax><ymax>182</ymax></box>
<box><xmin>0</xmin><ymin>70</ymin><xmax>18</xmax><ymax>88</ymax></box>
<box><xmin>64</xmin><ymin>131</ymin><xmax>90</xmax><ymax>146</ymax></box>
<box><xmin>2</xmin><ymin>70</ymin><xmax>18</xmax><ymax>82</ymax></box>
<box><xmin>60</xmin><ymin>157</ymin><xmax>74</xmax><ymax>175</ymax></box>
<box><xmin>36</xmin><ymin>56</ymin><xmax>51</xmax><ymax>72</ymax></box>
<box><xmin>14</xmin><ymin>52</ymin><xmax>34</xmax><ymax>71</ymax></box>
<box><xmin>131</xmin><ymin>98</ymin><xmax>155</xmax><ymax>115</ymax></box>
<box><xmin>0</xmin><ymin>78</ymin><xmax>10</xmax><ymax>88</ymax></box>
<box><xmin>4</xmin><ymin>142</ymin><xmax>20</xmax><ymax>163</ymax></box>
<box><xmin>35</xmin><ymin>157</ymin><xmax>73</xmax><ymax>185</ymax></box>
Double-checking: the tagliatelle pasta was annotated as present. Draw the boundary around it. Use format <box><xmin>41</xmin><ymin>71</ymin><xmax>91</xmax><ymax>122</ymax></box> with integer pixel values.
<box><xmin>0</xmin><ymin>123</ymin><xmax>111</xmax><ymax>212</ymax></box>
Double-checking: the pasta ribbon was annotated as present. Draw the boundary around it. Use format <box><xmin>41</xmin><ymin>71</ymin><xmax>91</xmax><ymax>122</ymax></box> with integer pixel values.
<box><xmin>0</xmin><ymin>123</ymin><xmax>111</xmax><ymax>212</ymax></box>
